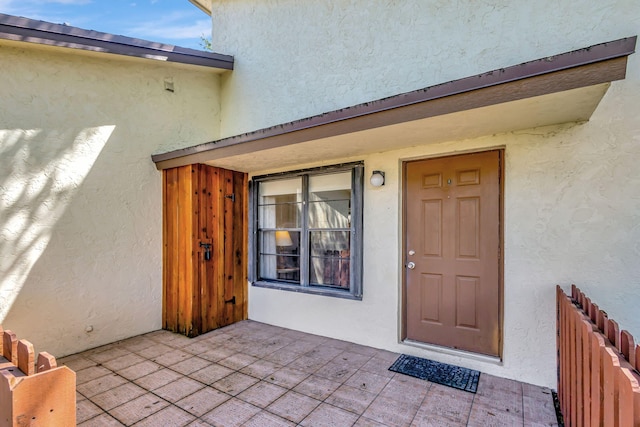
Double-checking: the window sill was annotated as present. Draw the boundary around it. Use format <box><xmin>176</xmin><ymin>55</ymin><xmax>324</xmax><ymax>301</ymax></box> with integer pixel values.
<box><xmin>251</xmin><ymin>280</ymin><xmax>362</xmax><ymax>301</ymax></box>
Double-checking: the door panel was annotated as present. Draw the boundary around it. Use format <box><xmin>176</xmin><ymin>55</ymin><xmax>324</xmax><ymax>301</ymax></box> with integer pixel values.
<box><xmin>405</xmin><ymin>150</ymin><xmax>501</xmax><ymax>356</ymax></box>
<box><xmin>422</xmin><ymin>200</ymin><xmax>442</xmax><ymax>257</ymax></box>
<box><xmin>457</xmin><ymin>197</ymin><xmax>480</xmax><ymax>258</ymax></box>
<box><xmin>456</xmin><ymin>276</ymin><xmax>479</xmax><ymax>329</ymax></box>
<box><xmin>421</xmin><ymin>273</ymin><xmax>443</xmax><ymax>323</ymax></box>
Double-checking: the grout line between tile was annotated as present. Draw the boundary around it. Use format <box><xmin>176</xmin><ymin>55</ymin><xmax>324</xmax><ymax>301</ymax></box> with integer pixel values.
<box><xmin>73</xmin><ymin>323</ymin><xmax>554</xmax><ymax>427</ymax></box>
<box><xmin>520</xmin><ymin>380</ymin><xmax>525</xmax><ymax>425</ymax></box>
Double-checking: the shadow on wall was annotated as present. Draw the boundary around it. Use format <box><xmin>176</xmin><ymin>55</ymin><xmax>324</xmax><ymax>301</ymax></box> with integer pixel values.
<box><xmin>0</xmin><ymin>126</ymin><xmax>114</xmax><ymax>322</ymax></box>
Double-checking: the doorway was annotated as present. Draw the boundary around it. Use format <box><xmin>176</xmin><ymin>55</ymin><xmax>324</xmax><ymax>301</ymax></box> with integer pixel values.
<box><xmin>403</xmin><ymin>150</ymin><xmax>502</xmax><ymax>356</ymax></box>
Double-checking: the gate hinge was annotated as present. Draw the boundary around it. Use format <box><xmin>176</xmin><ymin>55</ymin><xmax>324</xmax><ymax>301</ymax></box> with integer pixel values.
<box><xmin>225</xmin><ymin>193</ymin><xmax>235</xmax><ymax>202</ymax></box>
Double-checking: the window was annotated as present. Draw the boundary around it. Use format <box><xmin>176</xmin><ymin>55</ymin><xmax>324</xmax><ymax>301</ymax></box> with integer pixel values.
<box><xmin>250</xmin><ymin>162</ymin><xmax>363</xmax><ymax>299</ymax></box>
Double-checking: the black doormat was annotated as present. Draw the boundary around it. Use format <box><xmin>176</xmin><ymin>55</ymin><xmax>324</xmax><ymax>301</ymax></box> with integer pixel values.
<box><xmin>389</xmin><ymin>354</ymin><xmax>480</xmax><ymax>393</ymax></box>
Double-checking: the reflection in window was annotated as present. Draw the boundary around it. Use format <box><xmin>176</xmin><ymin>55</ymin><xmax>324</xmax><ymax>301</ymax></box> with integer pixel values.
<box><xmin>258</xmin><ymin>178</ymin><xmax>301</xmax><ymax>284</ymax></box>
<box><xmin>308</xmin><ymin>173</ymin><xmax>351</xmax><ymax>288</ymax></box>
<box><xmin>310</xmin><ymin>231</ymin><xmax>350</xmax><ymax>288</ymax></box>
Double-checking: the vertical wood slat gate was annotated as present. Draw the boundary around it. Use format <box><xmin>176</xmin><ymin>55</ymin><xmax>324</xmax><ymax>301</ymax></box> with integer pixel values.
<box><xmin>163</xmin><ymin>164</ymin><xmax>247</xmax><ymax>337</ymax></box>
<box><xmin>557</xmin><ymin>285</ymin><xmax>640</xmax><ymax>426</ymax></box>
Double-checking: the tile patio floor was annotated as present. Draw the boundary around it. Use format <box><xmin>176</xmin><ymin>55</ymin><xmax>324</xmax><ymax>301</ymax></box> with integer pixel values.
<box><xmin>62</xmin><ymin>320</ymin><xmax>558</xmax><ymax>426</ymax></box>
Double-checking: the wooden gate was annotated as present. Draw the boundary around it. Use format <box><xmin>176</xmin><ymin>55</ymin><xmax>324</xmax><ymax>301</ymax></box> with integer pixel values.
<box><xmin>163</xmin><ymin>164</ymin><xmax>247</xmax><ymax>337</ymax></box>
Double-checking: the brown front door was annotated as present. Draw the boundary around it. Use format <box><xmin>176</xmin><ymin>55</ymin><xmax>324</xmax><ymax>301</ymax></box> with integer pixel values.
<box><xmin>404</xmin><ymin>150</ymin><xmax>501</xmax><ymax>356</ymax></box>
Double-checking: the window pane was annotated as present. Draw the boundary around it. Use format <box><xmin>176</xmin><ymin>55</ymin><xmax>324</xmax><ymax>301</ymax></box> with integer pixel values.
<box><xmin>259</xmin><ymin>230</ymin><xmax>301</xmax><ymax>255</ymax></box>
<box><xmin>259</xmin><ymin>178</ymin><xmax>302</xmax><ymax>228</ymax></box>
<box><xmin>309</xmin><ymin>172</ymin><xmax>350</xmax><ymax>194</ymax></box>
<box><xmin>308</xmin><ymin>199</ymin><xmax>350</xmax><ymax>229</ymax></box>
<box><xmin>259</xmin><ymin>255</ymin><xmax>301</xmax><ymax>284</ymax></box>
<box><xmin>308</xmin><ymin>172</ymin><xmax>351</xmax><ymax>229</ymax></box>
<box><xmin>309</xmin><ymin>231</ymin><xmax>350</xmax><ymax>288</ymax></box>
<box><xmin>309</xmin><ymin>230</ymin><xmax>350</xmax><ymax>255</ymax></box>
<box><xmin>259</xmin><ymin>231</ymin><xmax>301</xmax><ymax>284</ymax></box>
<box><xmin>259</xmin><ymin>203</ymin><xmax>301</xmax><ymax>228</ymax></box>
<box><xmin>309</xmin><ymin>254</ymin><xmax>350</xmax><ymax>288</ymax></box>
<box><xmin>259</xmin><ymin>178</ymin><xmax>302</xmax><ymax>200</ymax></box>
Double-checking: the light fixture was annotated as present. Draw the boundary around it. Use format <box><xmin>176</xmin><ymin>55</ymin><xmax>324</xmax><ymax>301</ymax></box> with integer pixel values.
<box><xmin>275</xmin><ymin>230</ymin><xmax>293</xmax><ymax>247</ymax></box>
<box><xmin>370</xmin><ymin>170</ymin><xmax>385</xmax><ymax>187</ymax></box>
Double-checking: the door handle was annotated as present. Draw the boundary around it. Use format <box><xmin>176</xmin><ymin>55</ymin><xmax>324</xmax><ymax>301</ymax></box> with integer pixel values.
<box><xmin>407</xmin><ymin>262</ymin><xmax>416</xmax><ymax>269</ymax></box>
<box><xmin>225</xmin><ymin>296</ymin><xmax>236</xmax><ymax>305</ymax></box>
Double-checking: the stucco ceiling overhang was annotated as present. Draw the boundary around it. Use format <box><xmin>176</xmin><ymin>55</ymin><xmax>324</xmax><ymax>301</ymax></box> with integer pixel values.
<box><xmin>0</xmin><ymin>13</ymin><xmax>233</xmax><ymax>71</ymax></box>
<box><xmin>152</xmin><ymin>36</ymin><xmax>637</xmax><ymax>172</ymax></box>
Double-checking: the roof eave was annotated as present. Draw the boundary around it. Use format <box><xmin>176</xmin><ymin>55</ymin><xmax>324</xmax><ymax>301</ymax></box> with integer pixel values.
<box><xmin>189</xmin><ymin>0</ymin><xmax>212</xmax><ymax>15</ymax></box>
<box><xmin>152</xmin><ymin>36</ymin><xmax>636</xmax><ymax>169</ymax></box>
<box><xmin>0</xmin><ymin>13</ymin><xmax>232</xmax><ymax>70</ymax></box>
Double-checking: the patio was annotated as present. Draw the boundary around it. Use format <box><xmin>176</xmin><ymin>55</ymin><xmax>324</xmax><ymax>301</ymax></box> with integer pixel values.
<box><xmin>64</xmin><ymin>320</ymin><xmax>559</xmax><ymax>426</ymax></box>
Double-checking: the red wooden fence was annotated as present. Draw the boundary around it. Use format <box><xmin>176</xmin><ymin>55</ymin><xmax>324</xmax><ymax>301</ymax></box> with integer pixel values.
<box><xmin>557</xmin><ymin>285</ymin><xmax>640</xmax><ymax>426</ymax></box>
<box><xmin>0</xmin><ymin>325</ymin><xmax>76</xmax><ymax>426</ymax></box>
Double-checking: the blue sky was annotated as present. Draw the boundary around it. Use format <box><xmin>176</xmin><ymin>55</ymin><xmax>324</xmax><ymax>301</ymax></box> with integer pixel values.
<box><xmin>0</xmin><ymin>0</ymin><xmax>211</xmax><ymax>50</ymax></box>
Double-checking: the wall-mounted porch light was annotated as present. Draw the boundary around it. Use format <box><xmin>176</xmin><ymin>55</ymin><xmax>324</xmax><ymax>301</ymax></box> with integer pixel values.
<box><xmin>370</xmin><ymin>170</ymin><xmax>385</xmax><ymax>187</ymax></box>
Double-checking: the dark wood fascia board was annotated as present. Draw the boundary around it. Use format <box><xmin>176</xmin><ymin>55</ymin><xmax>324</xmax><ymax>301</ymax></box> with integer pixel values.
<box><xmin>152</xmin><ymin>36</ymin><xmax>636</xmax><ymax>168</ymax></box>
<box><xmin>189</xmin><ymin>0</ymin><xmax>212</xmax><ymax>16</ymax></box>
<box><xmin>0</xmin><ymin>13</ymin><xmax>233</xmax><ymax>70</ymax></box>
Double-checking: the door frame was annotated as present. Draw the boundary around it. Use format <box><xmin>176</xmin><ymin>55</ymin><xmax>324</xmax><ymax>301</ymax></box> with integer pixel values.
<box><xmin>400</xmin><ymin>148</ymin><xmax>505</xmax><ymax>358</ymax></box>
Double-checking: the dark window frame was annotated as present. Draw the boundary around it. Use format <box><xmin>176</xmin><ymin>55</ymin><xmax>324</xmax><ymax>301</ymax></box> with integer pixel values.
<box><xmin>249</xmin><ymin>162</ymin><xmax>364</xmax><ymax>300</ymax></box>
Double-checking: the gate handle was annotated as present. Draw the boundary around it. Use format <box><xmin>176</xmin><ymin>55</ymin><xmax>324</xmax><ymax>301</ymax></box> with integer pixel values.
<box><xmin>225</xmin><ymin>296</ymin><xmax>236</xmax><ymax>305</ymax></box>
<box><xmin>199</xmin><ymin>242</ymin><xmax>212</xmax><ymax>261</ymax></box>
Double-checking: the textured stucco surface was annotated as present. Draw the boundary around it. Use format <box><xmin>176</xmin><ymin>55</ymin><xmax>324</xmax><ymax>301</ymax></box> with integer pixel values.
<box><xmin>1</xmin><ymin>0</ymin><xmax>638</xmax><ymax>390</ymax></box>
<box><xmin>247</xmin><ymin>75</ymin><xmax>640</xmax><ymax>388</ymax></box>
<box><xmin>208</xmin><ymin>0</ymin><xmax>640</xmax><ymax>388</ymax></box>
<box><xmin>210</xmin><ymin>0</ymin><xmax>639</xmax><ymax>138</ymax></box>
<box><xmin>0</xmin><ymin>42</ymin><xmax>221</xmax><ymax>357</ymax></box>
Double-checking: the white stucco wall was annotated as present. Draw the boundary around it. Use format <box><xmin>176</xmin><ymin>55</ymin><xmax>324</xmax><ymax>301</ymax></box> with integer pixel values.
<box><xmin>209</xmin><ymin>0</ymin><xmax>640</xmax><ymax>388</ymax></box>
<box><xmin>210</xmin><ymin>0</ymin><xmax>639</xmax><ymax>137</ymax></box>
<box><xmin>0</xmin><ymin>42</ymin><xmax>222</xmax><ymax>357</ymax></box>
